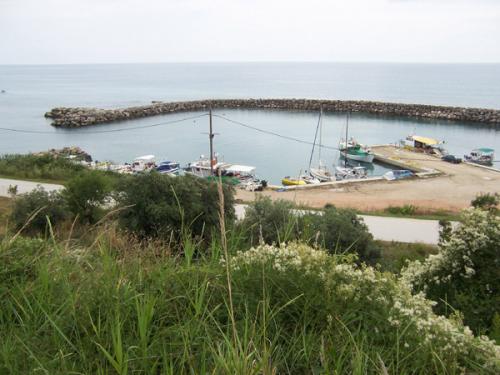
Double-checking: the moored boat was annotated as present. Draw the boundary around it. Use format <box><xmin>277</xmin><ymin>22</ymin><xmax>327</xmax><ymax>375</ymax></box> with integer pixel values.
<box><xmin>383</xmin><ymin>170</ymin><xmax>414</xmax><ymax>181</ymax></box>
<box><xmin>339</xmin><ymin>138</ymin><xmax>375</xmax><ymax>163</ymax></box>
<box><xmin>282</xmin><ymin>177</ymin><xmax>307</xmax><ymax>186</ymax></box>
<box><xmin>132</xmin><ymin>155</ymin><xmax>156</xmax><ymax>172</ymax></box>
<box><xmin>335</xmin><ymin>166</ymin><xmax>367</xmax><ymax>180</ymax></box>
<box><xmin>156</xmin><ymin>161</ymin><xmax>181</xmax><ymax>175</ymax></box>
<box><xmin>310</xmin><ymin>164</ymin><xmax>335</xmax><ymax>182</ymax></box>
<box><xmin>282</xmin><ymin>175</ymin><xmax>320</xmax><ymax>186</ymax></box>
<box><xmin>464</xmin><ymin>148</ymin><xmax>494</xmax><ymax>166</ymax></box>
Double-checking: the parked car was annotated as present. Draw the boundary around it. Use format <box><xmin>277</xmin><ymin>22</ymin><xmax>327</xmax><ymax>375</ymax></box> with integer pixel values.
<box><xmin>442</xmin><ymin>155</ymin><xmax>462</xmax><ymax>164</ymax></box>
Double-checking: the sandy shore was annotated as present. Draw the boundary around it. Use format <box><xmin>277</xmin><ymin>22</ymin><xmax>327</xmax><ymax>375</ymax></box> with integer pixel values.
<box><xmin>237</xmin><ymin>147</ymin><xmax>499</xmax><ymax>212</ymax></box>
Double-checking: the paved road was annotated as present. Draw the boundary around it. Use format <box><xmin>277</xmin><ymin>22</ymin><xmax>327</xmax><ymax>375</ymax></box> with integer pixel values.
<box><xmin>235</xmin><ymin>204</ymin><xmax>445</xmax><ymax>245</ymax></box>
<box><xmin>0</xmin><ymin>179</ymin><xmax>444</xmax><ymax>245</ymax></box>
<box><xmin>0</xmin><ymin>178</ymin><xmax>63</xmax><ymax>197</ymax></box>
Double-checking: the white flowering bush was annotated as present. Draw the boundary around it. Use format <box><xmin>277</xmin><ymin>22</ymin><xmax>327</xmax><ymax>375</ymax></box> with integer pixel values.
<box><xmin>228</xmin><ymin>242</ymin><xmax>500</xmax><ymax>372</ymax></box>
<box><xmin>402</xmin><ymin>209</ymin><xmax>500</xmax><ymax>335</ymax></box>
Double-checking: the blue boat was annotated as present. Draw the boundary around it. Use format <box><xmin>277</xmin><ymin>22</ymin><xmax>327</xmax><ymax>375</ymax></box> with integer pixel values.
<box><xmin>156</xmin><ymin>161</ymin><xmax>181</xmax><ymax>175</ymax></box>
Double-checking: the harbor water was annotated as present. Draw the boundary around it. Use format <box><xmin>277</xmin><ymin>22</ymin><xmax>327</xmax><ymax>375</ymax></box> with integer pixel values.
<box><xmin>1</xmin><ymin>63</ymin><xmax>499</xmax><ymax>183</ymax></box>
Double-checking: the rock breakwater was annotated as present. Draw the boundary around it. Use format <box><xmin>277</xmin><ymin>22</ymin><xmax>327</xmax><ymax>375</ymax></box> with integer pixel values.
<box><xmin>45</xmin><ymin>99</ymin><xmax>500</xmax><ymax>127</ymax></box>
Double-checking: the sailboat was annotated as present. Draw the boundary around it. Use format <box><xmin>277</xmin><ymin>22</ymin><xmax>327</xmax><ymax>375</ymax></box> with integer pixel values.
<box><xmin>335</xmin><ymin>113</ymin><xmax>368</xmax><ymax>180</ymax></box>
<box><xmin>309</xmin><ymin>107</ymin><xmax>336</xmax><ymax>182</ymax></box>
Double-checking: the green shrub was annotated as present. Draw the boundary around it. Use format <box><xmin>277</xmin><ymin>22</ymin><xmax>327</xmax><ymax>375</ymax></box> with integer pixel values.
<box><xmin>471</xmin><ymin>192</ymin><xmax>499</xmax><ymax>212</ymax></box>
<box><xmin>63</xmin><ymin>171</ymin><xmax>113</xmax><ymax>224</ymax></box>
<box><xmin>402</xmin><ymin>209</ymin><xmax>500</xmax><ymax>336</ymax></box>
<box><xmin>385</xmin><ymin>204</ymin><xmax>417</xmax><ymax>216</ymax></box>
<box><xmin>239</xmin><ymin>196</ymin><xmax>299</xmax><ymax>245</ymax></box>
<box><xmin>305</xmin><ymin>206</ymin><xmax>380</xmax><ymax>262</ymax></box>
<box><xmin>116</xmin><ymin>173</ymin><xmax>235</xmax><ymax>241</ymax></box>
<box><xmin>10</xmin><ymin>186</ymin><xmax>68</xmax><ymax>234</ymax></box>
<box><xmin>240</xmin><ymin>198</ymin><xmax>379</xmax><ymax>263</ymax></box>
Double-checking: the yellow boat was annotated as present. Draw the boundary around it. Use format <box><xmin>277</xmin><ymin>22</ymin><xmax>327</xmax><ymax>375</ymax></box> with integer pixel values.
<box><xmin>281</xmin><ymin>177</ymin><xmax>307</xmax><ymax>186</ymax></box>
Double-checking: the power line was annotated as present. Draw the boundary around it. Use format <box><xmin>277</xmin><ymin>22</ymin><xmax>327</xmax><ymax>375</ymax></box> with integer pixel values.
<box><xmin>0</xmin><ymin>113</ymin><xmax>208</xmax><ymax>135</ymax></box>
<box><xmin>213</xmin><ymin>113</ymin><xmax>341</xmax><ymax>151</ymax></box>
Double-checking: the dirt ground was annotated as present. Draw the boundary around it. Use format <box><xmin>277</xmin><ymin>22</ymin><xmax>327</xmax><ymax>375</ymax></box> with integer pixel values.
<box><xmin>237</xmin><ymin>146</ymin><xmax>500</xmax><ymax>212</ymax></box>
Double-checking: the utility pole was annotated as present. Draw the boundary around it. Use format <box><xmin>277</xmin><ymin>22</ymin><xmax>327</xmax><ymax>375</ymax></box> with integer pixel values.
<box><xmin>209</xmin><ymin>106</ymin><xmax>214</xmax><ymax>176</ymax></box>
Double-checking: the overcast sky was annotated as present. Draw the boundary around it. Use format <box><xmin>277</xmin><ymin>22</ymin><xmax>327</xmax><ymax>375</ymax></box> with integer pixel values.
<box><xmin>1</xmin><ymin>0</ymin><xmax>499</xmax><ymax>64</ymax></box>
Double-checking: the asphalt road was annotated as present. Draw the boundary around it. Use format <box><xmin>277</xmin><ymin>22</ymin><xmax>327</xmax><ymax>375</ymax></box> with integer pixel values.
<box><xmin>0</xmin><ymin>178</ymin><xmax>444</xmax><ymax>245</ymax></box>
<box><xmin>235</xmin><ymin>204</ymin><xmax>444</xmax><ymax>245</ymax></box>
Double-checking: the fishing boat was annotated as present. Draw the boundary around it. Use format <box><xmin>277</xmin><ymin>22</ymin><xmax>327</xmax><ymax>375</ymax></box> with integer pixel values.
<box><xmin>156</xmin><ymin>161</ymin><xmax>181</xmax><ymax>175</ymax></box>
<box><xmin>403</xmin><ymin>135</ymin><xmax>446</xmax><ymax>155</ymax></box>
<box><xmin>339</xmin><ymin>139</ymin><xmax>375</xmax><ymax>163</ymax></box>
<box><xmin>132</xmin><ymin>155</ymin><xmax>156</xmax><ymax>172</ymax></box>
<box><xmin>185</xmin><ymin>154</ymin><xmax>227</xmax><ymax>178</ymax></box>
<box><xmin>334</xmin><ymin>113</ymin><xmax>369</xmax><ymax>179</ymax></box>
<box><xmin>338</xmin><ymin>115</ymin><xmax>374</xmax><ymax>164</ymax></box>
<box><xmin>464</xmin><ymin>148</ymin><xmax>495</xmax><ymax>166</ymax></box>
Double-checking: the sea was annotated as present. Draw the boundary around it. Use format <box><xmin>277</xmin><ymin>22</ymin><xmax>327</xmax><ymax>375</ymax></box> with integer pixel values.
<box><xmin>1</xmin><ymin>63</ymin><xmax>499</xmax><ymax>183</ymax></box>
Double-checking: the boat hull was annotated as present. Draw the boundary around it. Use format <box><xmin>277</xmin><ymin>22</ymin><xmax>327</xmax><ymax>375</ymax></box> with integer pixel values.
<box><xmin>341</xmin><ymin>153</ymin><xmax>375</xmax><ymax>163</ymax></box>
<box><xmin>310</xmin><ymin>168</ymin><xmax>334</xmax><ymax>182</ymax></box>
<box><xmin>282</xmin><ymin>178</ymin><xmax>307</xmax><ymax>186</ymax></box>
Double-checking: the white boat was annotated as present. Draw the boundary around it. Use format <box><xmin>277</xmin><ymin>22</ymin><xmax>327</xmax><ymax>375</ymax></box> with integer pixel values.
<box><xmin>156</xmin><ymin>161</ymin><xmax>181</xmax><ymax>175</ymax></box>
<box><xmin>306</xmin><ymin>108</ymin><xmax>336</xmax><ymax>182</ymax></box>
<box><xmin>403</xmin><ymin>135</ymin><xmax>446</xmax><ymax>155</ymax></box>
<box><xmin>132</xmin><ymin>155</ymin><xmax>156</xmax><ymax>172</ymax></box>
<box><xmin>335</xmin><ymin>166</ymin><xmax>367</xmax><ymax>180</ymax></box>
<box><xmin>310</xmin><ymin>162</ymin><xmax>335</xmax><ymax>182</ymax></box>
<box><xmin>464</xmin><ymin>148</ymin><xmax>495</xmax><ymax>166</ymax></box>
<box><xmin>185</xmin><ymin>154</ymin><xmax>228</xmax><ymax>177</ymax></box>
<box><xmin>383</xmin><ymin>170</ymin><xmax>414</xmax><ymax>181</ymax></box>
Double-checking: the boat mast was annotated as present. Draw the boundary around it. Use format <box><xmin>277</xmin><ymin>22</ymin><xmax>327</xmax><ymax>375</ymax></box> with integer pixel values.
<box><xmin>318</xmin><ymin>106</ymin><xmax>323</xmax><ymax>164</ymax></box>
<box><xmin>308</xmin><ymin>106</ymin><xmax>322</xmax><ymax>172</ymax></box>
<box><xmin>344</xmin><ymin>112</ymin><xmax>349</xmax><ymax>168</ymax></box>
<box><xmin>209</xmin><ymin>106</ymin><xmax>214</xmax><ymax>176</ymax></box>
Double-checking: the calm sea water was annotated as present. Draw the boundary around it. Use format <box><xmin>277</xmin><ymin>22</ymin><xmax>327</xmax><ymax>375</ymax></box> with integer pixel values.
<box><xmin>1</xmin><ymin>63</ymin><xmax>499</xmax><ymax>183</ymax></box>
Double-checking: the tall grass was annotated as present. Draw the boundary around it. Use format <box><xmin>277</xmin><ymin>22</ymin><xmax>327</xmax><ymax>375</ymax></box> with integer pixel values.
<box><xmin>0</xmin><ymin>227</ymin><xmax>498</xmax><ymax>374</ymax></box>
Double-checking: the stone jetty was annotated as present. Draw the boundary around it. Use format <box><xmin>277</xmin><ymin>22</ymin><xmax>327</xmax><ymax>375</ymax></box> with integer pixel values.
<box><xmin>45</xmin><ymin>99</ymin><xmax>500</xmax><ymax>127</ymax></box>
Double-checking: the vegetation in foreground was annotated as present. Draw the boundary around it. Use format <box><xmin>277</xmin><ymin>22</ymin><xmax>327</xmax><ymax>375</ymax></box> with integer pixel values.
<box><xmin>0</xmin><ymin>156</ymin><xmax>499</xmax><ymax>373</ymax></box>
<box><xmin>1</xmin><ymin>232</ymin><xmax>499</xmax><ymax>374</ymax></box>
<box><xmin>0</xmin><ymin>153</ymin><xmax>87</xmax><ymax>183</ymax></box>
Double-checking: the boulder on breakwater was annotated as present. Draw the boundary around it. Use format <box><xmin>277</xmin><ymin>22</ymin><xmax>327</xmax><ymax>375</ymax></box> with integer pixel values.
<box><xmin>44</xmin><ymin>99</ymin><xmax>500</xmax><ymax>127</ymax></box>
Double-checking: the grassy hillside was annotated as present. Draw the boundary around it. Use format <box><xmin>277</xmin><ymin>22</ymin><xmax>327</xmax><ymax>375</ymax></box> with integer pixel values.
<box><xmin>0</xmin><ymin>231</ymin><xmax>498</xmax><ymax>374</ymax></box>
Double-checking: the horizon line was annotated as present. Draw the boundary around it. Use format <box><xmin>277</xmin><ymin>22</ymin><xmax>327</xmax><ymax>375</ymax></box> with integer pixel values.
<box><xmin>1</xmin><ymin>60</ymin><xmax>500</xmax><ymax>66</ymax></box>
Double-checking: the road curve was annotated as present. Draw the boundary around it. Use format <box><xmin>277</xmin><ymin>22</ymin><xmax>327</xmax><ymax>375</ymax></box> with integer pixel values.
<box><xmin>0</xmin><ymin>179</ymin><xmax>443</xmax><ymax>245</ymax></box>
<box><xmin>235</xmin><ymin>204</ymin><xmax>444</xmax><ymax>245</ymax></box>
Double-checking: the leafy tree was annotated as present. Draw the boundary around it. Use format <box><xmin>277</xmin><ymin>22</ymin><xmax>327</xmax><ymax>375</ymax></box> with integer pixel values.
<box><xmin>10</xmin><ymin>186</ymin><xmax>68</xmax><ymax>234</ymax></box>
<box><xmin>63</xmin><ymin>171</ymin><xmax>113</xmax><ymax>223</ymax></box>
<box><xmin>116</xmin><ymin>173</ymin><xmax>235</xmax><ymax>241</ymax></box>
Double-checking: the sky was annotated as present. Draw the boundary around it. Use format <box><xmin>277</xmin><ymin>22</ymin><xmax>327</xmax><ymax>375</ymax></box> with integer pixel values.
<box><xmin>1</xmin><ymin>0</ymin><xmax>499</xmax><ymax>64</ymax></box>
